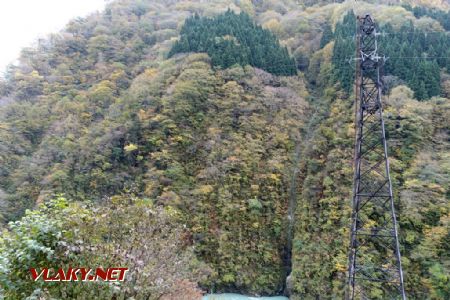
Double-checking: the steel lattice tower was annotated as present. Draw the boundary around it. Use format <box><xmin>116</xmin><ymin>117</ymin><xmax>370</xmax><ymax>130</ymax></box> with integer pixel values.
<box><xmin>347</xmin><ymin>15</ymin><xmax>406</xmax><ymax>300</ymax></box>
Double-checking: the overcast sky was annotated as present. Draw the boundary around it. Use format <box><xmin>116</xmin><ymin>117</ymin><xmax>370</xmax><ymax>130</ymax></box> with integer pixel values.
<box><xmin>0</xmin><ymin>0</ymin><xmax>107</xmax><ymax>75</ymax></box>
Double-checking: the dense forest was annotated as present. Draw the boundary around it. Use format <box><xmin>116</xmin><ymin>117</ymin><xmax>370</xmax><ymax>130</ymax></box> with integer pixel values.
<box><xmin>332</xmin><ymin>10</ymin><xmax>448</xmax><ymax>99</ymax></box>
<box><xmin>0</xmin><ymin>0</ymin><xmax>448</xmax><ymax>299</ymax></box>
<box><xmin>169</xmin><ymin>10</ymin><xmax>297</xmax><ymax>75</ymax></box>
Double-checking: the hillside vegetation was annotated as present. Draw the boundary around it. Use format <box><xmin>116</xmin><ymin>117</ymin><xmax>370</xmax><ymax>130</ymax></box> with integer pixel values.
<box><xmin>0</xmin><ymin>0</ymin><xmax>448</xmax><ymax>299</ymax></box>
<box><xmin>169</xmin><ymin>11</ymin><xmax>297</xmax><ymax>75</ymax></box>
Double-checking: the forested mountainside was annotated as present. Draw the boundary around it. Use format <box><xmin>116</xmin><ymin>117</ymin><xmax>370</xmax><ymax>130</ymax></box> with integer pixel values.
<box><xmin>169</xmin><ymin>11</ymin><xmax>297</xmax><ymax>75</ymax></box>
<box><xmin>0</xmin><ymin>0</ymin><xmax>448</xmax><ymax>299</ymax></box>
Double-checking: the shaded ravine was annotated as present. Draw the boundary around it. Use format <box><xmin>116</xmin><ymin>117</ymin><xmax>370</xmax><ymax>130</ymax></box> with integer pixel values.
<box><xmin>283</xmin><ymin>85</ymin><xmax>332</xmax><ymax>295</ymax></box>
<box><xmin>283</xmin><ymin>139</ymin><xmax>302</xmax><ymax>284</ymax></box>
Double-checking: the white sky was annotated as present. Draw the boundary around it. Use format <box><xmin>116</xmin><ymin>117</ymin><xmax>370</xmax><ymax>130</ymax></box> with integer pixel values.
<box><xmin>0</xmin><ymin>0</ymin><xmax>107</xmax><ymax>75</ymax></box>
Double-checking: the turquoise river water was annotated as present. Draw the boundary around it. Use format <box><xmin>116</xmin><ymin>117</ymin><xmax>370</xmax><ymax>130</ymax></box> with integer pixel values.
<box><xmin>203</xmin><ymin>293</ymin><xmax>288</xmax><ymax>300</ymax></box>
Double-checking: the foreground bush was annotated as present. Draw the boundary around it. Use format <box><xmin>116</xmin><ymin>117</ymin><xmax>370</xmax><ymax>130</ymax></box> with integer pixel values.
<box><xmin>0</xmin><ymin>196</ymin><xmax>209</xmax><ymax>299</ymax></box>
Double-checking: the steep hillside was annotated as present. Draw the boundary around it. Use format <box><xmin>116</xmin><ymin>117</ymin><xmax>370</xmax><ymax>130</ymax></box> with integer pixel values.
<box><xmin>0</xmin><ymin>0</ymin><xmax>448</xmax><ymax>299</ymax></box>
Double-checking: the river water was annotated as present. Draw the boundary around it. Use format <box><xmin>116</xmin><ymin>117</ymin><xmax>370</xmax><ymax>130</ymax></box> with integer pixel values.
<box><xmin>203</xmin><ymin>294</ymin><xmax>288</xmax><ymax>300</ymax></box>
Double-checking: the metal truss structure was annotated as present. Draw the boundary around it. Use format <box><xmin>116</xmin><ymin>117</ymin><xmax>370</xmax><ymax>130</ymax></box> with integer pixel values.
<box><xmin>347</xmin><ymin>14</ymin><xmax>406</xmax><ymax>300</ymax></box>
